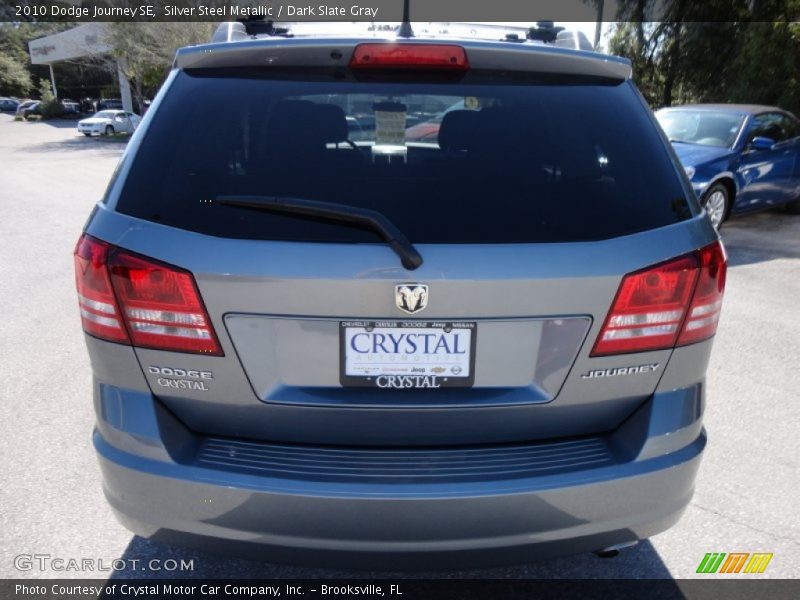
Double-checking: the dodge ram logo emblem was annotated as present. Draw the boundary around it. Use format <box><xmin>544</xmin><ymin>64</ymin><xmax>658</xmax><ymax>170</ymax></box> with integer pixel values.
<box><xmin>395</xmin><ymin>284</ymin><xmax>428</xmax><ymax>314</ymax></box>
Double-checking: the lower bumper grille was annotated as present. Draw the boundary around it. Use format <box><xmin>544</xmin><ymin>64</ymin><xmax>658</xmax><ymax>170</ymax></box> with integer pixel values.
<box><xmin>194</xmin><ymin>436</ymin><xmax>616</xmax><ymax>483</ymax></box>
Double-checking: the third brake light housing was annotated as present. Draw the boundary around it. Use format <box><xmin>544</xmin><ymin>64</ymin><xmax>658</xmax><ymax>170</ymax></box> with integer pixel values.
<box><xmin>349</xmin><ymin>44</ymin><xmax>470</xmax><ymax>71</ymax></box>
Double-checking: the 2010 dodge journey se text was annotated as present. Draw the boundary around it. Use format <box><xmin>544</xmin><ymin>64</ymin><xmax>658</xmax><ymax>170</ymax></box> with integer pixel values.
<box><xmin>74</xmin><ymin>20</ymin><xmax>727</xmax><ymax>568</ymax></box>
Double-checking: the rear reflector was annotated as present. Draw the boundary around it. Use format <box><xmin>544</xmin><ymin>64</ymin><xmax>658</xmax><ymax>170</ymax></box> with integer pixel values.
<box><xmin>74</xmin><ymin>235</ymin><xmax>223</xmax><ymax>356</ymax></box>
<box><xmin>591</xmin><ymin>241</ymin><xmax>727</xmax><ymax>356</ymax></box>
<box><xmin>349</xmin><ymin>44</ymin><xmax>469</xmax><ymax>70</ymax></box>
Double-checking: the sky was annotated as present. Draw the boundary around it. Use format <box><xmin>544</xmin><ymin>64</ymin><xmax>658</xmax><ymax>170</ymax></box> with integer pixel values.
<box><xmin>561</xmin><ymin>22</ymin><xmax>614</xmax><ymax>49</ymax></box>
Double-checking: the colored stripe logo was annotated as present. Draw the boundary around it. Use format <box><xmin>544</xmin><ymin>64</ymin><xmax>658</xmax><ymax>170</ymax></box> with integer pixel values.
<box><xmin>697</xmin><ymin>552</ymin><xmax>773</xmax><ymax>574</ymax></box>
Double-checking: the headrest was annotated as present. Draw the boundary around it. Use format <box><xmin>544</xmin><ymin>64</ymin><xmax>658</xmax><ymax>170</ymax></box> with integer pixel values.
<box><xmin>265</xmin><ymin>100</ymin><xmax>319</xmax><ymax>145</ymax></box>
<box><xmin>438</xmin><ymin>110</ymin><xmax>479</xmax><ymax>152</ymax></box>
<box><xmin>315</xmin><ymin>104</ymin><xmax>349</xmax><ymax>143</ymax></box>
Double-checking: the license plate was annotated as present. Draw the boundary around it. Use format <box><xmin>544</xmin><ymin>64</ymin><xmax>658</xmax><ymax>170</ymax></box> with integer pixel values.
<box><xmin>340</xmin><ymin>321</ymin><xmax>476</xmax><ymax>388</ymax></box>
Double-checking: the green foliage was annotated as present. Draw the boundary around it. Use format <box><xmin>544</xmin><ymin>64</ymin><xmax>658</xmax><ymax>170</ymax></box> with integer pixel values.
<box><xmin>0</xmin><ymin>22</ymin><xmax>73</xmax><ymax>96</ymax></box>
<box><xmin>607</xmin><ymin>0</ymin><xmax>800</xmax><ymax>114</ymax></box>
<box><xmin>0</xmin><ymin>53</ymin><xmax>32</xmax><ymax>95</ymax></box>
<box><xmin>36</xmin><ymin>78</ymin><xmax>64</xmax><ymax>119</ymax></box>
<box><xmin>726</xmin><ymin>21</ymin><xmax>800</xmax><ymax>112</ymax></box>
<box><xmin>38</xmin><ymin>78</ymin><xmax>54</xmax><ymax>104</ymax></box>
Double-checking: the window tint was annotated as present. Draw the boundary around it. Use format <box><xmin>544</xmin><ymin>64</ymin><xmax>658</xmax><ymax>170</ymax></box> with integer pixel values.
<box><xmin>115</xmin><ymin>70</ymin><xmax>692</xmax><ymax>244</ymax></box>
<box><xmin>748</xmin><ymin>113</ymin><xmax>788</xmax><ymax>143</ymax></box>
<box><xmin>777</xmin><ymin>114</ymin><xmax>799</xmax><ymax>140</ymax></box>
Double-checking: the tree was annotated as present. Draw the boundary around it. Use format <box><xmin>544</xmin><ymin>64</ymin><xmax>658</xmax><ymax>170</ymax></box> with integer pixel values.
<box><xmin>726</xmin><ymin>19</ymin><xmax>800</xmax><ymax>112</ymax></box>
<box><xmin>0</xmin><ymin>54</ymin><xmax>32</xmax><ymax>96</ymax></box>
<box><xmin>0</xmin><ymin>21</ymin><xmax>74</xmax><ymax>97</ymax></box>
<box><xmin>606</xmin><ymin>0</ymin><xmax>800</xmax><ymax>114</ymax></box>
<box><xmin>104</xmin><ymin>22</ymin><xmax>213</xmax><ymax>112</ymax></box>
<box><xmin>36</xmin><ymin>76</ymin><xmax>65</xmax><ymax>119</ymax></box>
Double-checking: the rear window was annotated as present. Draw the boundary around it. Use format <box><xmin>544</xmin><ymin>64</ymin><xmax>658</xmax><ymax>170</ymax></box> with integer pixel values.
<box><xmin>115</xmin><ymin>69</ymin><xmax>692</xmax><ymax>243</ymax></box>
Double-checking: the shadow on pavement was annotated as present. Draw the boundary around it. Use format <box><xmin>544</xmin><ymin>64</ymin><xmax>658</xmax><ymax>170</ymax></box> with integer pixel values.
<box><xmin>720</xmin><ymin>210</ymin><xmax>800</xmax><ymax>267</ymax></box>
<box><xmin>108</xmin><ymin>535</ymin><xmax>675</xmax><ymax>579</ymax></box>
<box><xmin>23</xmin><ymin>135</ymin><xmax>130</xmax><ymax>154</ymax></box>
<box><xmin>39</xmin><ymin>118</ymin><xmax>82</xmax><ymax>128</ymax></box>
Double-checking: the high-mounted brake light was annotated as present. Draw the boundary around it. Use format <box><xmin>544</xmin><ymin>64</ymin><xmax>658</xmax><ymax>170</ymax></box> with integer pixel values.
<box><xmin>73</xmin><ymin>235</ymin><xmax>223</xmax><ymax>356</ymax></box>
<box><xmin>349</xmin><ymin>44</ymin><xmax>469</xmax><ymax>71</ymax></box>
<box><xmin>591</xmin><ymin>241</ymin><xmax>726</xmax><ymax>356</ymax></box>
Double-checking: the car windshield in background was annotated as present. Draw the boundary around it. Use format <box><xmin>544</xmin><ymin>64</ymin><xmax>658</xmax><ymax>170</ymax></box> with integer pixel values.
<box><xmin>116</xmin><ymin>69</ymin><xmax>692</xmax><ymax>244</ymax></box>
<box><xmin>657</xmin><ymin>110</ymin><xmax>744</xmax><ymax>148</ymax></box>
<box><xmin>94</xmin><ymin>111</ymin><xmax>117</xmax><ymax>119</ymax></box>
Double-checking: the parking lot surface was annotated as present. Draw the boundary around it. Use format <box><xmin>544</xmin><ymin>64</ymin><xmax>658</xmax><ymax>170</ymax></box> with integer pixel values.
<box><xmin>1</xmin><ymin>114</ymin><xmax>798</xmax><ymax>579</ymax></box>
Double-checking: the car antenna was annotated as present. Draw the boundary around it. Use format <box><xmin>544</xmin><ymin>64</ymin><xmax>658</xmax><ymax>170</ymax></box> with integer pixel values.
<box><xmin>397</xmin><ymin>0</ymin><xmax>414</xmax><ymax>38</ymax></box>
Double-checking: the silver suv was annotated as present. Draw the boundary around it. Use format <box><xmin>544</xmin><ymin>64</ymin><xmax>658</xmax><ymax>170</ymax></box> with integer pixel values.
<box><xmin>74</xmin><ymin>21</ymin><xmax>726</xmax><ymax>567</ymax></box>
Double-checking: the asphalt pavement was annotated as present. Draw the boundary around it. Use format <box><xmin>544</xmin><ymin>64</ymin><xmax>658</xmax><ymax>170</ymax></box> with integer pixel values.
<box><xmin>0</xmin><ymin>113</ymin><xmax>798</xmax><ymax>580</ymax></box>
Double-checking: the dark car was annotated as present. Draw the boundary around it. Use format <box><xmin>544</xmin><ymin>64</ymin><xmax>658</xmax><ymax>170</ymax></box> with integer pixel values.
<box><xmin>657</xmin><ymin>104</ymin><xmax>800</xmax><ymax>228</ymax></box>
<box><xmin>19</xmin><ymin>101</ymin><xmax>42</xmax><ymax>118</ymax></box>
<box><xmin>15</xmin><ymin>100</ymin><xmax>37</xmax><ymax>116</ymax></box>
<box><xmin>0</xmin><ymin>97</ymin><xmax>19</xmax><ymax>112</ymax></box>
<box><xmin>61</xmin><ymin>99</ymin><xmax>81</xmax><ymax>115</ymax></box>
<box><xmin>97</xmin><ymin>98</ymin><xmax>123</xmax><ymax>111</ymax></box>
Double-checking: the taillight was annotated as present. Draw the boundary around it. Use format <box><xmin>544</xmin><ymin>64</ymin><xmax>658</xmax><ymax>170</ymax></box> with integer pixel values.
<box><xmin>677</xmin><ymin>242</ymin><xmax>727</xmax><ymax>345</ymax></box>
<box><xmin>591</xmin><ymin>241</ymin><xmax>727</xmax><ymax>356</ymax></box>
<box><xmin>349</xmin><ymin>44</ymin><xmax>469</xmax><ymax>71</ymax></box>
<box><xmin>74</xmin><ymin>236</ymin><xmax>129</xmax><ymax>343</ymax></box>
<box><xmin>74</xmin><ymin>234</ymin><xmax>223</xmax><ymax>356</ymax></box>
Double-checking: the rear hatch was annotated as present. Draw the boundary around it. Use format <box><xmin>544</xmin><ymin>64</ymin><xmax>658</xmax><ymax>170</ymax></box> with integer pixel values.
<box><xmin>85</xmin><ymin>45</ymin><xmax>716</xmax><ymax>446</ymax></box>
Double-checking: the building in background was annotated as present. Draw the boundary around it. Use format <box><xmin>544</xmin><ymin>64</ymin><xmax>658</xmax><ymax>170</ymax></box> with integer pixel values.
<box><xmin>27</xmin><ymin>23</ymin><xmax>133</xmax><ymax>112</ymax></box>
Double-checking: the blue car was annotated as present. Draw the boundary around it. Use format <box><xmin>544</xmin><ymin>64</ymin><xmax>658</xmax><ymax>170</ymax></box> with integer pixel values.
<box><xmin>656</xmin><ymin>104</ymin><xmax>800</xmax><ymax>229</ymax></box>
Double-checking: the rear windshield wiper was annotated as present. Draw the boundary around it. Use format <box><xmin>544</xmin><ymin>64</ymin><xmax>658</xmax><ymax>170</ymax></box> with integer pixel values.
<box><xmin>216</xmin><ymin>195</ymin><xmax>423</xmax><ymax>270</ymax></box>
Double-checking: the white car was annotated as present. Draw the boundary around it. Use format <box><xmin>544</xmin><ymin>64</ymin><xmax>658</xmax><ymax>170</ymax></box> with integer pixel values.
<box><xmin>78</xmin><ymin>110</ymin><xmax>140</xmax><ymax>136</ymax></box>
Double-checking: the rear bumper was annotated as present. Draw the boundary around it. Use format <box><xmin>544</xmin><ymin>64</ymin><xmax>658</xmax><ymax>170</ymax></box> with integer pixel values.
<box><xmin>94</xmin><ymin>381</ymin><xmax>706</xmax><ymax>568</ymax></box>
<box><xmin>98</xmin><ymin>433</ymin><xmax>703</xmax><ymax>568</ymax></box>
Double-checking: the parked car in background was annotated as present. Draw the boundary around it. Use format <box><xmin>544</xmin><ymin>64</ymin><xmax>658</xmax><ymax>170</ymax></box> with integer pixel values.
<box><xmin>19</xmin><ymin>101</ymin><xmax>42</xmax><ymax>118</ymax></box>
<box><xmin>77</xmin><ymin>110</ymin><xmax>140</xmax><ymax>136</ymax></box>
<box><xmin>0</xmin><ymin>97</ymin><xmax>19</xmax><ymax>112</ymax></box>
<box><xmin>656</xmin><ymin>104</ymin><xmax>800</xmax><ymax>228</ymax></box>
<box><xmin>97</xmin><ymin>98</ymin><xmax>123</xmax><ymax>111</ymax></box>
<box><xmin>345</xmin><ymin>115</ymin><xmax>367</xmax><ymax>141</ymax></box>
<box><xmin>16</xmin><ymin>100</ymin><xmax>39</xmax><ymax>117</ymax></box>
<box><xmin>61</xmin><ymin>99</ymin><xmax>81</xmax><ymax>115</ymax></box>
<box><xmin>405</xmin><ymin>99</ymin><xmax>468</xmax><ymax>142</ymax></box>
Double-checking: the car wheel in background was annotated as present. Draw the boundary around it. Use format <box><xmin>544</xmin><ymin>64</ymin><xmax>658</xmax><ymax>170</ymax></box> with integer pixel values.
<box><xmin>702</xmin><ymin>183</ymin><xmax>729</xmax><ymax>230</ymax></box>
<box><xmin>83</xmin><ymin>132</ymin><xmax>91</xmax><ymax>137</ymax></box>
<box><xmin>104</xmin><ymin>125</ymin><xmax>114</xmax><ymax>136</ymax></box>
